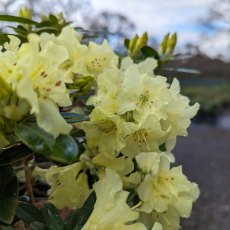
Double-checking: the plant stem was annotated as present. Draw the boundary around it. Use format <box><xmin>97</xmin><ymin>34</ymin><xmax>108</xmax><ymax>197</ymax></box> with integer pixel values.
<box><xmin>24</xmin><ymin>156</ymin><xmax>36</xmax><ymax>206</ymax></box>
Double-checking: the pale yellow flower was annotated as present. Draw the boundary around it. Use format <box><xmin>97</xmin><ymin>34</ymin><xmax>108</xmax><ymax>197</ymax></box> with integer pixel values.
<box><xmin>139</xmin><ymin>209</ymin><xmax>180</xmax><ymax>230</ymax></box>
<box><xmin>120</xmin><ymin>115</ymin><xmax>166</xmax><ymax>157</ymax></box>
<box><xmin>3</xmin><ymin>35</ymin><xmax>21</xmax><ymax>52</ymax></box>
<box><xmin>39</xmin><ymin>26</ymin><xmax>85</xmax><ymax>79</ymax></box>
<box><xmin>36</xmin><ymin>99</ymin><xmax>72</xmax><ymax>137</ymax></box>
<box><xmin>36</xmin><ymin>162</ymin><xmax>91</xmax><ymax>209</ymax></box>
<box><xmin>7</xmin><ymin>33</ymin><xmax>73</xmax><ymax>136</ymax></box>
<box><xmin>92</xmin><ymin>153</ymin><xmax>134</xmax><ymax>176</ymax></box>
<box><xmin>120</xmin><ymin>57</ymin><xmax>157</xmax><ymax>77</ymax></box>
<box><xmin>160</xmin><ymin>78</ymin><xmax>200</xmax><ymax>150</ymax></box>
<box><xmin>82</xmin><ymin>169</ymin><xmax>146</xmax><ymax>230</ymax></box>
<box><xmin>118</xmin><ymin>64</ymin><xmax>168</xmax><ymax>119</ymax></box>
<box><xmin>137</xmin><ymin>166</ymin><xmax>199</xmax><ymax>216</ymax></box>
<box><xmin>86</xmin><ymin>40</ymin><xmax>118</xmax><ymax>76</ymax></box>
<box><xmin>151</xmin><ymin>222</ymin><xmax>163</xmax><ymax>230</ymax></box>
<box><xmin>78</xmin><ymin>109</ymin><xmax>126</xmax><ymax>158</ymax></box>
<box><xmin>135</xmin><ymin>152</ymin><xmax>174</xmax><ymax>175</ymax></box>
<box><xmin>122</xmin><ymin>172</ymin><xmax>142</xmax><ymax>189</ymax></box>
<box><xmin>87</xmin><ymin>68</ymin><xmax>121</xmax><ymax>115</ymax></box>
<box><xmin>151</xmin><ymin>206</ymin><xmax>181</xmax><ymax>230</ymax></box>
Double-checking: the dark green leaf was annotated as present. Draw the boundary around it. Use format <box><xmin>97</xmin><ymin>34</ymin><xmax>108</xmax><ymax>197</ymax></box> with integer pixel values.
<box><xmin>141</xmin><ymin>46</ymin><xmax>160</xmax><ymax>59</ymax></box>
<box><xmin>159</xmin><ymin>143</ymin><xmax>166</xmax><ymax>152</ymax></box>
<box><xmin>124</xmin><ymin>38</ymin><xmax>130</xmax><ymax>49</ymax></box>
<box><xmin>0</xmin><ymin>225</ymin><xmax>14</xmax><ymax>230</ymax></box>
<box><xmin>51</xmin><ymin>134</ymin><xmax>79</xmax><ymax>163</ymax></box>
<box><xmin>0</xmin><ymin>165</ymin><xmax>18</xmax><ymax>225</ymax></box>
<box><xmin>48</xmin><ymin>15</ymin><xmax>58</xmax><ymax>25</ymax></box>
<box><xmin>9</xmin><ymin>25</ymin><xmax>28</xmax><ymax>34</ymax></box>
<box><xmin>0</xmin><ymin>15</ymin><xmax>38</xmax><ymax>25</ymax></box>
<box><xmin>16</xmin><ymin>202</ymin><xmax>45</xmax><ymax>225</ymax></box>
<box><xmin>0</xmin><ymin>33</ymin><xmax>26</xmax><ymax>44</ymax></box>
<box><xmin>40</xmin><ymin>203</ymin><xmax>65</xmax><ymax>230</ymax></box>
<box><xmin>34</xmin><ymin>27</ymin><xmax>58</xmax><ymax>34</ymax></box>
<box><xmin>65</xmin><ymin>192</ymin><xmax>96</xmax><ymax>230</ymax></box>
<box><xmin>29</xmin><ymin>222</ymin><xmax>48</xmax><ymax>230</ymax></box>
<box><xmin>14</xmin><ymin>122</ymin><xmax>79</xmax><ymax>164</ymax></box>
<box><xmin>61</xmin><ymin>112</ymin><xmax>89</xmax><ymax>123</ymax></box>
<box><xmin>14</xmin><ymin>122</ymin><xmax>55</xmax><ymax>154</ymax></box>
<box><xmin>36</xmin><ymin>21</ymin><xmax>54</xmax><ymax>28</ymax></box>
<box><xmin>0</xmin><ymin>143</ymin><xmax>33</xmax><ymax>166</ymax></box>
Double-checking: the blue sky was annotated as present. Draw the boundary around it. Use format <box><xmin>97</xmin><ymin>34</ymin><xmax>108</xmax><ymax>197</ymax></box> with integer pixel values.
<box><xmin>91</xmin><ymin>0</ymin><xmax>230</xmax><ymax>60</ymax></box>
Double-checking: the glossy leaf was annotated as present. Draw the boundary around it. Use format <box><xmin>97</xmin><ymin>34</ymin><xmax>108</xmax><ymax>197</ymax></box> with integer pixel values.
<box><xmin>9</xmin><ymin>26</ymin><xmax>28</xmax><ymax>36</ymax></box>
<box><xmin>0</xmin><ymin>225</ymin><xmax>14</xmax><ymax>230</ymax></box>
<box><xmin>34</xmin><ymin>27</ymin><xmax>58</xmax><ymax>34</ymax></box>
<box><xmin>0</xmin><ymin>34</ymin><xmax>10</xmax><ymax>44</ymax></box>
<box><xmin>0</xmin><ymin>165</ymin><xmax>18</xmax><ymax>225</ymax></box>
<box><xmin>61</xmin><ymin>112</ymin><xmax>89</xmax><ymax>123</ymax></box>
<box><xmin>29</xmin><ymin>222</ymin><xmax>47</xmax><ymax>230</ymax></box>
<box><xmin>51</xmin><ymin>134</ymin><xmax>79</xmax><ymax>163</ymax></box>
<box><xmin>124</xmin><ymin>38</ymin><xmax>130</xmax><ymax>49</ymax></box>
<box><xmin>0</xmin><ymin>15</ymin><xmax>38</xmax><ymax>25</ymax></box>
<box><xmin>14</xmin><ymin>122</ymin><xmax>79</xmax><ymax>164</ymax></box>
<box><xmin>36</xmin><ymin>20</ymin><xmax>55</xmax><ymax>28</ymax></box>
<box><xmin>65</xmin><ymin>191</ymin><xmax>96</xmax><ymax>230</ymax></box>
<box><xmin>41</xmin><ymin>203</ymin><xmax>65</xmax><ymax>230</ymax></box>
<box><xmin>0</xmin><ymin>33</ymin><xmax>25</xmax><ymax>45</ymax></box>
<box><xmin>0</xmin><ymin>143</ymin><xmax>33</xmax><ymax>166</ymax></box>
<box><xmin>16</xmin><ymin>202</ymin><xmax>45</xmax><ymax>225</ymax></box>
<box><xmin>141</xmin><ymin>46</ymin><xmax>160</xmax><ymax>59</ymax></box>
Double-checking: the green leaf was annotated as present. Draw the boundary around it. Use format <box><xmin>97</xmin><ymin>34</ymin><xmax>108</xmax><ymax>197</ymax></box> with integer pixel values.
<box><xmin>0</xmin><ymin>165</ymin><xmax>18</xmax><ymax>225</ymax></box>
<box><xmin>9</xmin><ymin>25</ymin><xmax>28</xmax><ymax>34</ymax></box>
<box><xmin>0</xmin><ymin>143</ymin><xmax>33</xmax><ymax>166</ymax></box>
<box><xmin>14</xmin><ymin>122</ymin><xmax>79</xmax><ymax>164</ymax></box>
<box><xmin>40</xmin><ymin>203</ymin><xmax>65</xmax><ymax>230</ymax></box>
<box><xmin>65</xmin><ymin>192</ymin><xmax>96</xmax><ymax>230</ymax></box>
<box><xmin>34</xmin><ymin>27</ymin><xmax>58</xmax><ymax>34</ymax></box>
<box><xmin>14</xmin><ymin>122</ymin><xmax>55</xmax><ymax>154</ymax></box>
<box><xmin>16</xmin><ymin>202</ymin><xmax>45</xmax><ymax>225</ymax></box>
<box><xmin>61</xmin><ymin>112</ymin><xmax>89</xmax><ymax>123</ymax></box>
<box><xmin>0</xmin><ymin>225</ymin><xmax>14</xmax><ymax>230</ymax></box>
<box><xmin>48</xmin><ymin>15</ymin><xmax>58</xmax><ymax>25</ymax></box>
<box><xmin>52</xmin><ymin>134</ymin><xmax>79</xmax><ymax>163</ymax></box>
<box><xmin>159</xmin><ymin>143</ymin><xmax>166</xmax><ymax>152</ymax></box>
<box><xmin>124</xmin><ymin>38</ymin><xmax>130</xmax><ymax>49</ymax></box>
<box><xmin>0</xmin><ymin>33</ymin><xmax>26</xmax><ymax>44</ymax></box>
<box><xmin>29</xmin><ymin>222</ymin><xmax>47</xmax><ymax>230</ymax></box>
<box><xmin>0</xmin><ymin>34</ymin><xmax>10</xmax><ymax>44</ymax></box>
<box><xmin>141</xmin><ymin>46</ymin><xmax>160</xmax><ymax>59</ymax></box>
<box><xmin>0</xmin><ymin>15</ymin><xmax>38</xmax><ymax>25</ymax></box>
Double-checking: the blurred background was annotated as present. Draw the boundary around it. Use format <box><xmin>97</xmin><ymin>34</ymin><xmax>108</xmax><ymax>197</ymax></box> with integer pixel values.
<box><xmin>0</xmin><ymin>0</ymin><xmax>229</xmax><ymax>229</ymax></box>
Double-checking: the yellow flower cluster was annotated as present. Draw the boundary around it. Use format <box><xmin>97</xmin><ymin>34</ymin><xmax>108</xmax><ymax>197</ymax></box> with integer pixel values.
<box><xmin>0</xmin><ymin>26</ymin><xmax>118</xmax><ymax>141</ymax></box>
<box><xmin>16</xmin><ymin>25</ymin><xmax>200</xmax><ymax>229</ymax></box>
<box><xmin>80</xmin><ymin>57</ymin><xmax>199</xmax><ymax>158</ymax></box>
<box><xmin>76</xmin><ymin>42</ymin><xmax>199</xmax><ymax>229</ymax></box>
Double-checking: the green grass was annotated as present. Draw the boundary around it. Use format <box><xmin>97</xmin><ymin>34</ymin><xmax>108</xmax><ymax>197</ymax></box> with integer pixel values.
<box><xmin>182</xmin><ymin>84</ymin><xmax>230</xmax><ymax>115</ymax></box>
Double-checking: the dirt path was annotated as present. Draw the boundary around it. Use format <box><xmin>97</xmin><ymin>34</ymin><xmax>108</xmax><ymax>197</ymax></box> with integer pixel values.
<box><xmin>174</xmin><ymin>125</ymin><xmax>230</xmax><ymax>230</ymax></box>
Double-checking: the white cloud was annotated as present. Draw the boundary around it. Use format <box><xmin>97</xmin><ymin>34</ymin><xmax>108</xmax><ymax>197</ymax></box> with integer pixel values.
<box><xmin>91</xmin><ymin>0</ymin><xmax>230</xmax><ymax>60</ymax></box>
<box><xmin>91</xmin><ymin>0</ymin><xmax>214</xmax><ymax>38</ymax></box>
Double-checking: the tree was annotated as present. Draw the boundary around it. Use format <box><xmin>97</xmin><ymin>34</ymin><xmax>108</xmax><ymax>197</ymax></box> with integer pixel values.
<box><xmin>203</xmin><ymin>0</ymin><xmax>230</xmax><ymax>31</ymax></box>
<box><xmin>199</xmin><ymin>0</ymin><xmax>230</xmax><ymax>60</ymax></box>
<box><xmin>0</xmin><ymin>0</ymin><xmax>92</xmax><ymax>26</ymax></box>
